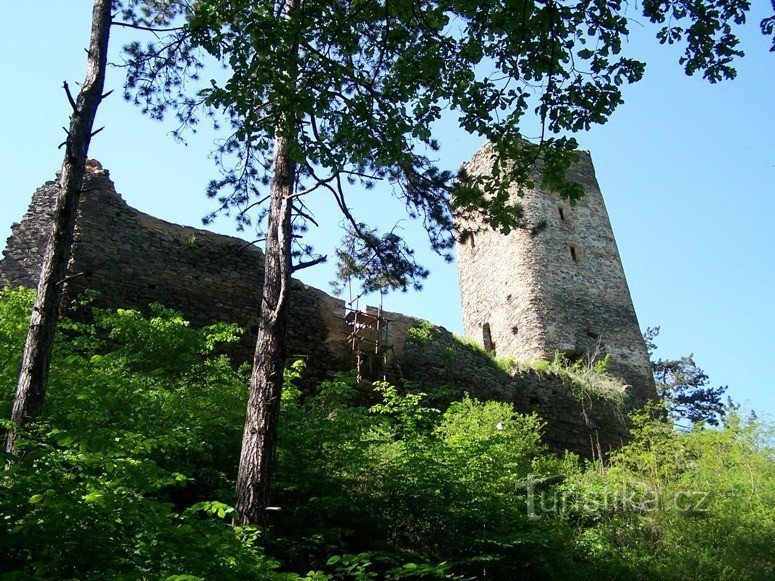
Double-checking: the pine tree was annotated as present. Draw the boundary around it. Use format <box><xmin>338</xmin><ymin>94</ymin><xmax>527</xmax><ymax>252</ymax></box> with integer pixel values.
<box><xmin>7</xmin><ymin>0</ymin><xmax>113</xmax><ymax>455</ymax></box>
<box><xmin>122</xmin><ymin>0</ymin><xmax>768</xmax><ymax>523</ymax></box>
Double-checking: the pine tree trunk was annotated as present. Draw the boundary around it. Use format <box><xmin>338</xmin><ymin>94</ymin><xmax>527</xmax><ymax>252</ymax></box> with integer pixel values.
<box><xmin>234</xmin><ymin>134</ymin><xmax>295</xmax><ymax>525</ymax></box>
<box><xmin>233</xmin><ymin>0</ymin><xmax>300</xmax><ymax>527</ymax></box>
<box><xmin>6</xmin><ymin>0</ymin><xmax>112</xmax><ymax>455</ymax></box>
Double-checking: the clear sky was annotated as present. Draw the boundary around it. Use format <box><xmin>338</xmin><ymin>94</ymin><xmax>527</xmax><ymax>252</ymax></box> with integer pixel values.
<box><xmin>1</xmin><ymin>3</ymin><xmax>773</xmax><ymax>415</ymax></box>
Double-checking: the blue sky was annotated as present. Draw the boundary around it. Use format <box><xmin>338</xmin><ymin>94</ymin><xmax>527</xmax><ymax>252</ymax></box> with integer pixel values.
<box><xmin>1</xmin><ymin>3</ymin><xmax>773</xmax><ymax>414</ymax></box>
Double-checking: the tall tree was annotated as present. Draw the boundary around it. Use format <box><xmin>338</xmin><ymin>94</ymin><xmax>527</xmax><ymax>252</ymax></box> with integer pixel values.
<box><xmin>123</xmin><ymin>0</ymin><xmax>769</xmax><ymax>523</ymax></box>
<box><xmin>644</xmin><ymin>327</ymin><xmax>728</xmax><ymax>426</ymax></box>
<box><xmin>6</xmin><ymin>0</ymin><xmax>113</xmax><ymax>455</ymax></box>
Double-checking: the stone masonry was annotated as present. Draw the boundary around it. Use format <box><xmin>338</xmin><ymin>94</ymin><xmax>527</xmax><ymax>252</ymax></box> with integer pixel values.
<box><xmin>0</xmin><ymin>162</ymin><xmax>346</xmax><ymax>387</ymax></box>
<box><xmin>456</xmin><ymin>143</ymin><xmax>656</xmax><ymax>404</ymax></box>
<box><xmin>0</xmin><ymin>157</ymin><xmax>646</xmax><ymax>457</ymax></box>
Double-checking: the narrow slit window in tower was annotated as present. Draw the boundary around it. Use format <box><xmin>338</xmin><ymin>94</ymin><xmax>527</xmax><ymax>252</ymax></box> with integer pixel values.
<box><xmin>558</xmin><ymin>206</ymin><xmax>566</xmax><ymax>221</ymax></box>
<box><xmin>569</xmin><ymin>245</ymin><xmax>579</xmax><ymax>262</ymax></box>
<box><xmin>482</xmin><ymin>323</ymin><xmax>495</xmax><ymax>354</ymax></box>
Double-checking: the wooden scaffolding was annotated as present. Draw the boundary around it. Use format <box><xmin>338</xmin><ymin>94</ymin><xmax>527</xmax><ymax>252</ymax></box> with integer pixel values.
<box><xmin>344</xmin><ymin>292</ymin><xmax>394</xmax><ymax>382</ymax></box>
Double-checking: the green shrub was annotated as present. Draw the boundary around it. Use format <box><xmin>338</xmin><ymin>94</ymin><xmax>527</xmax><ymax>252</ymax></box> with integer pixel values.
<box><xmin>561</xmin><ymin>405</ymin><xmax>775</xmax><ymax>579</ymax></box>
<box><xmin>272</xmin><ymin>371</ymin><xmax>576</xmax><ymax>578</ymax></box>
<box><xmin>0</xmin><ymin>287</ymin><xmax>275</xmax><ymax>579</ymax></box>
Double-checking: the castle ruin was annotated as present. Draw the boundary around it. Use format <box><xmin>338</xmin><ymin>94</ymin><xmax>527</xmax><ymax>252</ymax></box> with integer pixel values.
<box><xmin>0</xmin><ymin>148</ymin><xmax>655</xmax><ymax>456</ymax></box>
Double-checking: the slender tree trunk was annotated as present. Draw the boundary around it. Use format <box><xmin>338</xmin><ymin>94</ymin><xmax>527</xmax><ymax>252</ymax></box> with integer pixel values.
<box><xmin>6</xmin><ymin>0</ymin><xmax>112</xmax><ymax>455</ymax></box>
<box><xmin>234</xmin><ymin>0</ymin><xmax>300</xmax><ymax>527</ymax></box>
<box><xmin>234</xmin><ymin>134</ymin><xmax>295</xmax><ymax>525</ymax></box>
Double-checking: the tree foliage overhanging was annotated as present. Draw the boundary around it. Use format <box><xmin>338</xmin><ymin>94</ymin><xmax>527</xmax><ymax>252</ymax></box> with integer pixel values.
<box><xmin>119</xmin><ymin>0</ymin><xmax>770</xmax><ymax>290</ymax></box>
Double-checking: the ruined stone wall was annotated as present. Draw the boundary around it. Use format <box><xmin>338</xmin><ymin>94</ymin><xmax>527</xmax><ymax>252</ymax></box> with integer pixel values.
<box><xmin>0</xmin><ymin>162</ymin><xmax>349</xmax><ymax>386</ymax></box>
<box><xmin>0</xmin><ymin>161</ymin><xmax>633</xmax><ymax>457</ymax></box>
<box><xmin>398</xmin><ymin>324</ymin><xmax>630</xmax><ymax>455</ymax></box>
<box><xmin>457</xmin><ymin>144</ymin><xmax>656</xmax><ymax>404</ymax></box>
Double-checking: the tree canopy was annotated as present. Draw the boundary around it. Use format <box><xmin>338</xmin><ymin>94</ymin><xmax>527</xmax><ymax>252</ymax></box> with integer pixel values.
<box><xmin>645</xmin><ymin>326</ymin><xmax>729</xmax><ymax>426</ymax></box>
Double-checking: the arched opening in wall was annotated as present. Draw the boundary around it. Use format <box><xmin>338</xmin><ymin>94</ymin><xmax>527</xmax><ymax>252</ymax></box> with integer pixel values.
<box><xmin>482</xmin><ymin>323</ymin><xmax>495</xmax><ymax>354</ymax></box>
<box><xmin>569</xmin><ymin>245</ymin><xmax>581</xmax><ymax>262</ymax></box>
<box><xmin>558</xmin><ymin>205</ymin><xmax>566</xmax><ymax>222</ymax></box>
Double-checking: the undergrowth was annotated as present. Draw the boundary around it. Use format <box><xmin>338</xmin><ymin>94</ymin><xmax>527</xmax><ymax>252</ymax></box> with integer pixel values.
<box><xmin>516</xmin><ymin>353</ymin><xmax>627</xmax><ymax>409</ymax></box>
<box><xmin>1</xmin><ymin>288</ymin><xmax>772</xmax><ymax>579</ymax></box>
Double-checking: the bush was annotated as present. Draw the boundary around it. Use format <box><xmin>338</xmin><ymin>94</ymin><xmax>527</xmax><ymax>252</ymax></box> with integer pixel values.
<box><xmin>561</xmin><ymin>405</ymin><xmax>775</xmax><ymax>579</ymax></box>
<box><xmin>272</xmin><ymin>373</ymin><xmax>577</xmax><ymax>577</ymax></box>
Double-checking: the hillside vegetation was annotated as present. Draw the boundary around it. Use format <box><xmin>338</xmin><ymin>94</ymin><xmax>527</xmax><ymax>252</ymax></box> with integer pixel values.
<box><xmin>1</xmin><ymin>287</ymin><xmax>772</xmax><ymax>579</ymax></box>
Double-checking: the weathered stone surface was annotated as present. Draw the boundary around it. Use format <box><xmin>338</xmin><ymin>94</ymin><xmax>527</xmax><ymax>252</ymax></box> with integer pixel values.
<box><xmin>0</xmin><ymin>157</ymin><xmax>643</xmax><ymax>457</ymax></box>
<box><xmin>0</xmin><ymin>164</ymin><xmax>346</xmax><ymax>386</ymax></box>
<box><xmin>456</xmin><ymin>143</ymin><xmax>656</xmax><ymax>404</ymax></box>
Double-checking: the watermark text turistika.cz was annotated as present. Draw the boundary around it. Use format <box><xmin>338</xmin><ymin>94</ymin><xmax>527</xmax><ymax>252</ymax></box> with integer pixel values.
<box><xmin>516</xmin><ymin>473</ymin><xmax>710</xmax><ymax>519</ymax></box>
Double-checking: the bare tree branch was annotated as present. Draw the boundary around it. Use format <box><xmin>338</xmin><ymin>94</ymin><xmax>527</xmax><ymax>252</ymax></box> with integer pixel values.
<box><xmin>291</xmin><ymin>255</ymin><xmax>327</xmax><ymax>272</ymax></box>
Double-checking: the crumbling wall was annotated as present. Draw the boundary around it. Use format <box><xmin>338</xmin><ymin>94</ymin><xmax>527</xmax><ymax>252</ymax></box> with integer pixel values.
<box><xmin>0</xmin><ymin>162</ymin><xmax>347</xmax><ymax>386</ymax></box>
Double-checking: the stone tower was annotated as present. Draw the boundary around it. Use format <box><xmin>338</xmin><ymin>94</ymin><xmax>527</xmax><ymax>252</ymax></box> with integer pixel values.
<box><xmin>456</xmin><ymin>144</ymin><xmax>656</xmax><ymax>404</ymax></box>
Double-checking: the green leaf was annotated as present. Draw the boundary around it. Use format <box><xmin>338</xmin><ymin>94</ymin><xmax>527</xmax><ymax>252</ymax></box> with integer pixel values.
<box><xmin>82</xmin><ymin>491</ymin><xmax>104</xmax><ymax>504</ymax></box>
